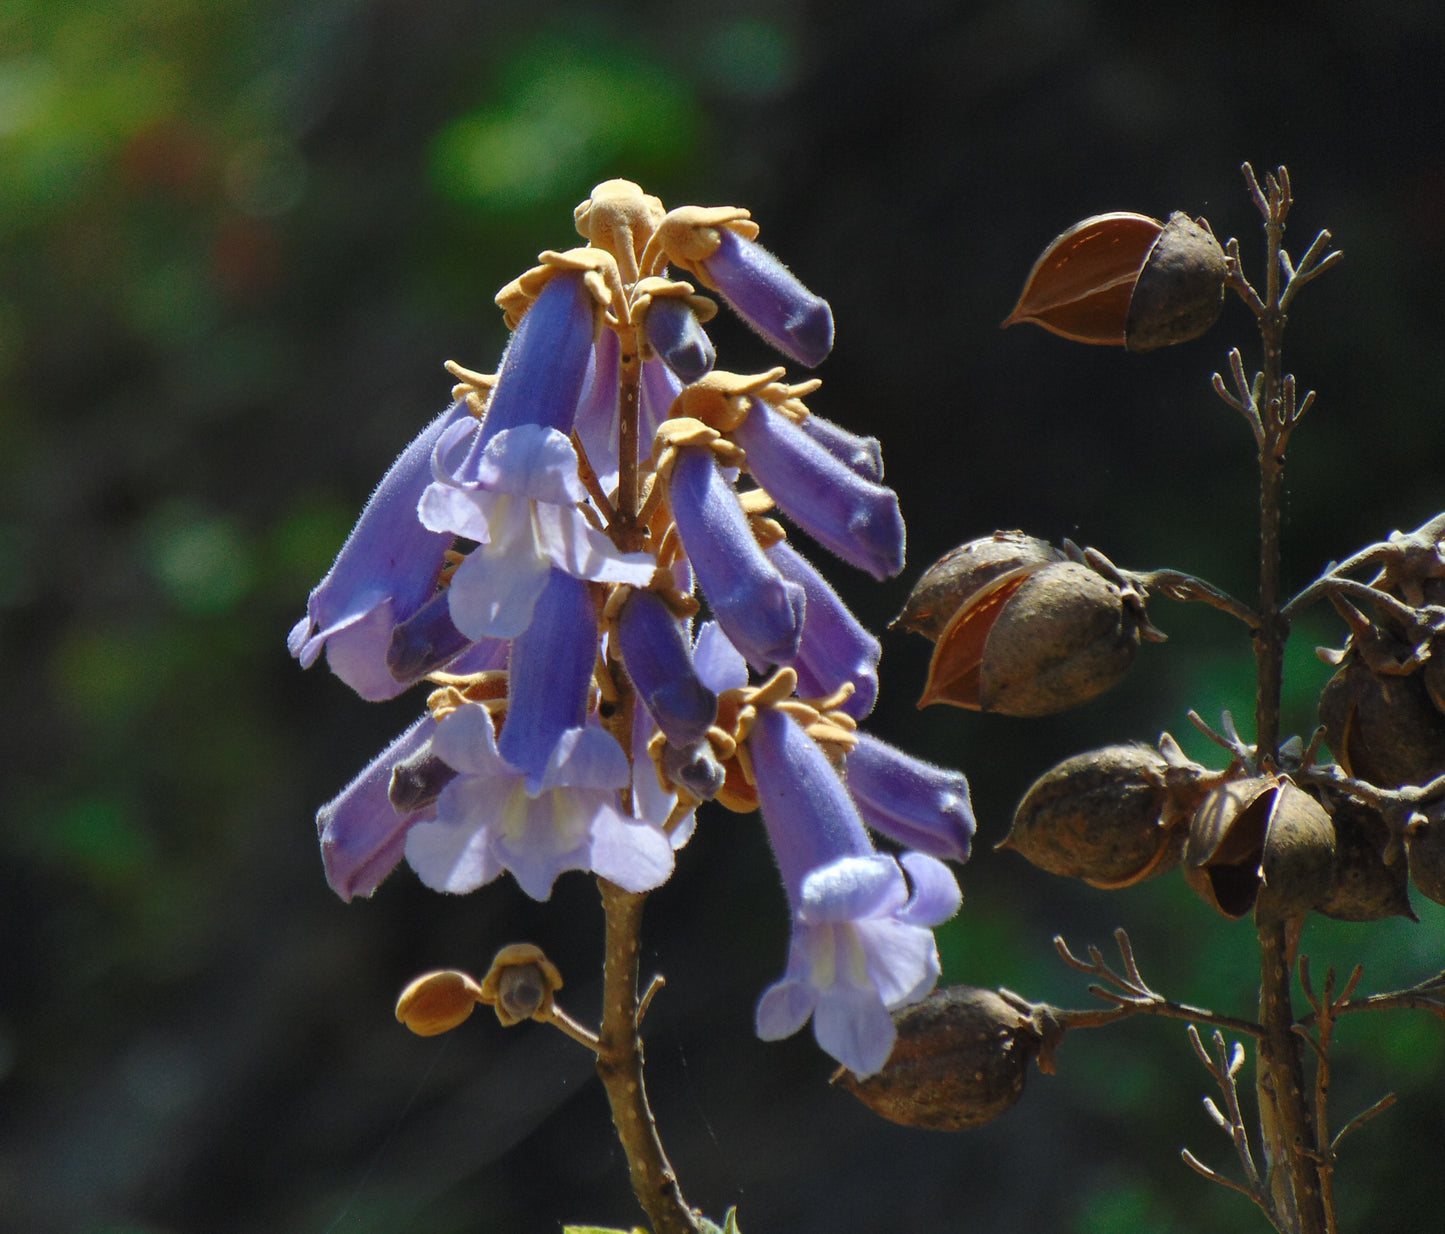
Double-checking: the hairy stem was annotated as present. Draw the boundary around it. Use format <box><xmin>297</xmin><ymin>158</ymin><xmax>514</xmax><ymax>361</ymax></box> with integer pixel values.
<box><xmin>596</xmin><ymin>879</ymin><xmax>699</xmax><ymax>1234</ymax></box>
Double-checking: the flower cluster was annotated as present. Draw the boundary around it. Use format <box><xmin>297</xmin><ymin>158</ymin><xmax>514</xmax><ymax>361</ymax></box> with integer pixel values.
<box><xmin>290</xmin><ymin>179</ymin><xmax>975</xmax><ymax>1077</ymax></box>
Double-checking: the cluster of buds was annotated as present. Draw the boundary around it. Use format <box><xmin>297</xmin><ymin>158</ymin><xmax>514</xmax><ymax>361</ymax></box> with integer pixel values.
<box><xmin>289</xmin><ymin>180</ymin><xmax>975</xmax><ymax>1077</ymax></box>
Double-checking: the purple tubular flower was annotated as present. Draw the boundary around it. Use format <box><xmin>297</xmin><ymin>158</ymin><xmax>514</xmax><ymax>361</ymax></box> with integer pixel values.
<box><xmin>733</xmin><ymin>400</ymin><xmax>905</xmax><ymax>581</ymax></box>
<box><xmin>615</xmin><ymin>589</ymin><xmax>718</xmax><ymax>746</ymax></box>
<box><xmin>497</xmin><ymin>568</ymin><xmax>597</xmax><ymax>787</ymax></box>
<box><xmin>477</xmin><ymin>270</ymin><xmax>596</xmax><ymax>445</ymax></box>
<box><xmin>765</xmin><ymin>539</ymin><xmax>880</xmax><ymax>720</ymax></box>
<box><xmin>386</xmin><ymin>590</ymin><xmax>472</xmax><ymax>682</ymax></box>
<box><xmin>644</xmin><ymin>296</ymin><xmax>715</xmax><ymax>384</ymax></box>
<box><xmin>797</xmin><ymin>414</ymin><xmax>884</xmax><ymax>484</ymax></box>
<box><xmin>667</xmin><ymin>445</ymin><xmax>805</xmax><ymax>668</ymax></box>
<box><xmin>747</xmin><ymin>707</ymin><xmax>961</xmax><ymax>1077</ymax></box>
<box><xmin>845</xmin><ymin>733</ymin><xmax>976</xmax><ymax>864</ymax></box>
<box><xmin>316</xmin><ymin>714</ymin><xmax>437</xmax><ymax>901</ymax></box>
<box><xmin>700</xmin><ymin>226</ymin><xmax>834</xmax><ymax>368</ymax></box>
<box><xmin>287</xmin><ymin>400</ymin><xmax>473</xmax><ymax>700</ymax></box>
<box><xmin>574</xmin><ymin>325</ymin><xmax>622</xmax><ymax>494</ymax></box>
<box><xmin>640</xmin><ymin>357</ymin><xmax>683</xmax><ymax>446</ymax></box>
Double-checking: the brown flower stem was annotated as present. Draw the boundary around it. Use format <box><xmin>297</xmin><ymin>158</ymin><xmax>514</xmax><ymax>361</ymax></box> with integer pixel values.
<box><xmin>615</xmin><ymin>322</ymin><xmax>645</xmax><ymax>548</ymax></box>
<box><xmin>596</xmin><ymin>878</ymin><xmax>699</xmax><ymax>1234</ymax></box>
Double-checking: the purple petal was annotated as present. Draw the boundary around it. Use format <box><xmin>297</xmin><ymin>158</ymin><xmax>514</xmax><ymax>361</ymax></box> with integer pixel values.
<box><xmin>811</xmin><ymin>980</ymin><xmax>898</xmax><ymax>1078</ymax></box>
<box><xmin>798</xmin><ymin>854</ymin><xmax>907</xmax><ymax>924</ymax></box>
<box><xmin>616</xmin><ymin>589</ymin><xmax>718</xmax><ymax>746</ymax></box>
<box><xmin>288</xmin><ymin>400</ymin><xmax>472</xmax><ymax>699</ymax></box>
<box><xmin>692</xmin><ymin>621</ymin><xmax>749</xmax><ymax>693</ymax></box>
<box><xmin>755</xmin><ymin>978</ymin><xmax>818</xmax><ymax>1041</ymax></box>
<box><xmin>797</xmin><ymin>414</ymin><xmax>884</xmax><ymax>484</ymax></box>
<box><xmin>644</xmin><ymin>296</ymin><xmax>715</xmax><ymax>383</ymax></box>
<box><xmin>317</xmin><ymin>715</ymin><xmax>436</xmax><ymax>901</ymax></box>
<box><xmin>385</xmin><ymin>591</ymin><xmax>473</xmax><ymax>682</ymax></box>
<box><xmin>898</xmin><ymin>852</ymin><xmax>964</xmax><ymax>926</ymax></box>
<box><xmin>668</xmin><ymin>446</ymin><xmax>805</xmax><ymax>668</ymax></box>
<box><xmin>587</xmin><ymin>805</ymin><xmax>676</xmax><ymax>892</ymax></box>
<box><xmin>444</xmin><ymin>529</ymin><xmax>553</xmax><ymax>640</ymax></box>
<box><xmin>700</xmin><ymin>227</ymin><xmax>834</xmax><ymax>368</ymax></box>
<box><xmin>845</xmin><ymin>733</ymin><xmax>976</xmax><ymax>864</ymax></box>
<box><xmin>734</xmin><ymin>401</ymin><xmax>905</xmax><ymax>580</ymax></box>
<box><xmin>575</xmin><ymin>326</ymin><xmax>622</xmax><ymax>494</ymax></box>
<box><xmin>766</xmin><ymin>540</ymin><xmax>880</xmax><ymax>718</ymax></box>
<box><xmin>640</xmin><ymin>357</ymin><xmax>684</xmax><ymax>447</ymax></box>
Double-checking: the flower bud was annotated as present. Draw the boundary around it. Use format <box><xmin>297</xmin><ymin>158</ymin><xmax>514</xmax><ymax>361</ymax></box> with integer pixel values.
<box><xmin>918</xmin><ymin>561</ymin><xmax>1143</xmax><ymax>717</ymax></box>
<box><xmin>395</xmin><ymin>969</ymin><xmax>486</xmax><ymax>1036</ymax></box>
<box><xmin>1319</xmin><ymin>657</ymin><xmax>1445</xmax><ymax>788</ymax></box>
<box><xmin>1003</xmin><ymin>211</ymin><xmax>1225</xmax><ymax>352</ymax></box>
<box><xmin>837</xmin><ymin>986</ymin><xmax>1042</xmax><ymax>1130</ymax></box>
<box><xmin>1184</xmin><ymin>778</ymin><xmax>1335</xmax><ymax>921</ymax></box>
<box><xmin>893</xmin><ymin>532</ymin><xmax>1063</xmax><ymax>642</ymax></box>
<box><xmin>1314</xmin><ymin>800</ymin><xmax>1414</xmax><ymax>922</ymax></box>
<box><xmin>1001</xmin><ymin>743</ymin><xmax>1203</xmax><ymax>888</ymax></box>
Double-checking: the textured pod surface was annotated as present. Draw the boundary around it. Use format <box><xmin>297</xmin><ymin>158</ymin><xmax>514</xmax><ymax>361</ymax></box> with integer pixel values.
<box><xmin>1002</xmin><ymin>745</ymin><xmax>1184</xmax><ymax>888</ymax></box>
<box><xmin>1124</xmin><ymin>213</ymin><xmax>1226</xmax><ymax>351</ymax></box>
<box><xmin>1407</xmin><ymin>819</ymin><xmax>1445</xmax><ymax>906</ymax></box>
<box><xmin>1320</xmin><ymin>659</ymin><xmax>1445</xmax><ymax>788</ymax></box>
<box><xmin>977</xmin><ymin>562</ymin><xmax>1140</xmax><ymax>716</ymax></box>
<box><xmin>1315</xmin><ymin>801</ymin><xmax>1414</xmax><ymax>922</ymax></box>
<box><xmin>894</xmin><ymin>532</ymin><xmax>1063</xmax><ymax>642</ymax></box>
<box><xmin>1256</xmin><ymin>783</ymin><xmax>1337</xmax><ymax>921</ymax></box>
<box><xmin>838</xmin><ymin>987</ymin><xmax>1041</xmax><ymax>1130</ymax></box>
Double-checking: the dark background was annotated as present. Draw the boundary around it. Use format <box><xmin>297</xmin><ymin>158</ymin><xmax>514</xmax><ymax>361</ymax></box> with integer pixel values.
<box><xmin>3</xmin><ymin>1</ymin><xmax>1444</xmax><ymax>1231</ymax></box>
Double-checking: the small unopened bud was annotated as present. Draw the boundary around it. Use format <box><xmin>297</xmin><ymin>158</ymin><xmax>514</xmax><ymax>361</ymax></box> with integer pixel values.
<box><xmin>395</xmin><ymin>969</ymin><xmax>486</xmax><ymax>1037</ymax></box>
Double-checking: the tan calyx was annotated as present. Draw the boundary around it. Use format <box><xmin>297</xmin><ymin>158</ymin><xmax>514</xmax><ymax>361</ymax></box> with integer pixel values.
<box><xmin>495</xmin><ymin>246</ymin><xmax>628</xmax><ymax>330</ymax></box>
<box><xmin>443</xmin><ymin>361</ymin><xmax>497</xmax><ymax>418</ymax></box>
<box><xmin>573</xmin><ymin>179</ymin><xmax>666</xmax><ymax>285</ymax></box>
<box><xmin>425</xmin><ymin>669</ymin><xmax>508</xmax><ymax>721</ymax></box>
<box><xmin>479</xmin><ymin>943</ymin><xmax>565</xmax><ymax>1027</ymax></box>
<box><xmin>755</xmin><ymin>375</ymin><xmax>822</xmax><ymax>424</ymax></box>
<box><xmin>652</xmin><ymin>416</ymin><xmax>748</xmax><ymax>478</ymax></box>
<box><xmin>667</xmin><ymin>368</ymin><xmax>782</xmax><ymax>433</ymax></box>
<box><xmin>639</xmin><ymin>204</ymin><xmax>761</xmax><ymax>284</ymax></box>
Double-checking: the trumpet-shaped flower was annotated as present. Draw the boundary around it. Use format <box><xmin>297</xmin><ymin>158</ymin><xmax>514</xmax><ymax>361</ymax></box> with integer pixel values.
<box><xmin>667</xmin><ymin>444</ymin><xmax>805</xmax><ymax>668</ymax></box>
<box><xmin>615</xmin><ymin>588</ymin><xmax>718</xmax><ymax>747</ymax></box>
<box><xmin>734</xmin><ymin>398</ymin><xmax>905</xmax><ymax>581</ymax></box>
<box><xmin>845</xmin><ymin>732</ymin><xmax>976</xmax><ymax>864</ymax></box>
<box><xmin>288</xmin><ymin>399</ymin><xmax>474</xmax><ymax>700</ymax></box>
<box><xmin>747</xmin><ymin>706</ymin><xmax>960</xmax><ymax>1076</ymax></box>
<box><xmin>699</xmin><ymin>226</ymin><xmax>834</xmax><ymax>368</ymax></box>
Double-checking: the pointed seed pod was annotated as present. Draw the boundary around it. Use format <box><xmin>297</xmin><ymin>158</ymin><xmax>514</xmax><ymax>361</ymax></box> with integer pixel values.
<box><xmin>1184</xmin><ymin>778</ymin><xmax>1335</xmax><ymax>921</ymax></box>
<box><xmin>919</xmin><ymin>561</ymin><xmax>1144</xmax><ymax>717</ymax></box>
<box><xmin>838</xmin><ymin>987</ymin><xmax>1042</xmax><ymax>1130</ymax></box>
<box><xmin>1320</xmin><ymin>658</ymin><xmax>1445</xmax><ymax>788</ymax></box>
<box><xmin>1001</xmin><ymin>744</ymin><xmax>1203</xmax><ymax>888</ymax></box>
<box><xmin>1003</xmin><ymin>212</ymin><xmax>1224</xmax><ymax>351</ymax></box>
<box><xmin>893</xmin><ymin>531</ymin><xmax>1064</xmax><ymax>642</ymax></box>
<box><xmin>1314</xmin><ymin>801</ymin><xmax>1414</xmax><ymax>922</ymax></box>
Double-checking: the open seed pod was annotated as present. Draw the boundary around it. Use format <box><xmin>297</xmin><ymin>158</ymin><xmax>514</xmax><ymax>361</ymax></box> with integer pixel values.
<box><xmin>1001</xmin><ymin>742</ymin><xmax>1206</xmax><ymax>888</ymax></box>
<box><xmin>1406</xmin><ymin>817</ymin><xmax>1445</xmax><ymax>906</ymax></box>
<box><xmin>1002</xmin><ymin>211</ymin><xmax>1224</xmax><ymax>352</ymax></box>
<box><xmin>837</xmin><ymin>987</ymin><xmax>1042</xmax><ymax>1130</ymax></box>
<box><xmin>1314</xmin><ymin>800</ymin><xmax>1414</xmax><ymax>922</ymax></box>
<box><xmin>919</xmin><ymin>561</ymin><xmax>1144</xmax><ymax>716</ymax></box>
<box><xmin>1184</xmin><ymin>777</ymin><xmax>1335</xmax><ymax>921</ymax></box>
<box><xmin>1319</xmin><ymin>657</ymin><xmax>1445</xmax><ymax>788</ymax></box>
<box><xmin>893</xmin><ymin>532</ymin><xmax>1064</xmax><ymax>642</ymax></box>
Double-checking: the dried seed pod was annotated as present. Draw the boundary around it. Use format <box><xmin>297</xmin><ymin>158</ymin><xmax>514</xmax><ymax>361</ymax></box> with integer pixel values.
<box><xmin>838</xmin><ymin>987</ymin><xmax>1042</xmax><ymax>1130</ymax></box>
<box><xmin>1320</xmin><ymin>658</ymin><xmax>1445</xmax><ymax>788</ymax></box>
<box><xmin>1001</xmin><ymin>743</ymin><xmax>1202</xmax><ymax>888</ymax></box>
<box><xmin>1123</xmin><ymin>213</ymin><xmax>1228</xmax><ymax>352</ymax></box>
<box><xmin>1314</xmin><ymin>800</ymin><xmax>1414</xmax><ymax>922</ymax></box>
<box><xmin>1184</xmin><ymin>778</ymin><xmax>1335</xmax><ymax>921</ymax></box>
<box><xmin>893</xmin><ymin>532</ymin><xmax>1064</xmax><ymax>642</ymax></box>
<box><xmin>1406</xmin><ymin>818</ymin><xmax>1445</xmax><ymax>906</ymax></box>
<box><xmin>1003</xmin><ymin>211</ymin><xmax>1224</xmax><ymax>351</ymax></box>
<box><xmin>919</xmin><ymin>561</ymin><xmax>1143</xmax><ymax>716</ymax></box>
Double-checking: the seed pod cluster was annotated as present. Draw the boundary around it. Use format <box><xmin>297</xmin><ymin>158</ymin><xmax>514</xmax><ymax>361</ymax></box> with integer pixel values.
<box><xmin>903</xmin><ymin>535</ymin><xmax>1153</xmax><ymax>717</ymax></box>
<box><xmin>838</xmin><ymin>986</ymin><xmax>1043</xmax><ymax>1130</ymax></box>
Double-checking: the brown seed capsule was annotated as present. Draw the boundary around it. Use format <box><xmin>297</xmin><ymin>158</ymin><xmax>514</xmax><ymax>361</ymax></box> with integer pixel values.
<box><xmin>893</xmin><ymin>532</ymin><xmax>1064</xmax><ymax>643</ymax></box>
<box><xmin>1124</xmin><ymin>213</ymin><xmax>1228</xmax><ymax>352</ymax></box>
<box><xmin>838</xmin><ymin>987</ymin><xmax>1042</xmax><ymax>1130</ymax></box>
<box><xmin>1002</xmin><ymin>211</ymin><xmax>1224</xmax><ymax>351</ymax></box>
<box><xmin>1184</xmin><ymin>778</ymin><xmax>1335</xmax><ymax>921</ymax></box>
<box><xmin>1407</xmin><ymin>817</ymin><xmax>1445</xmax><ymax>905</ymax></box>
<box><xmin>1319</xmin><ymin>658</ymin><xmax>1445</xmax><ymax>788</ymax></box>
<box><xmin>920</xmin><ymin>561</ymin><xmax>1143</xmax><ymax>716</ymax></box>
<box><xmin>1001</xmin><ymin>743</ymin><xmax>1202</xmax><ymax>888</ymax></box>
<box><xmin>1314</xmin><ymin>800</ymin><xmax>1415</xmax><ymax>922</ymax></box>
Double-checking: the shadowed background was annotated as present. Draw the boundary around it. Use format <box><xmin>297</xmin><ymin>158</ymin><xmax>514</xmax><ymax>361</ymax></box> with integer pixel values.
<box><xmin>3</xmin><ymin>1</ymin><xmax>1444</xmax><ymax>1231</ymax></box>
